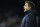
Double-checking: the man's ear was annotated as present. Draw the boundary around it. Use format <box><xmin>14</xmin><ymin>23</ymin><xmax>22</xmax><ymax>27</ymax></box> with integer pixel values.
<box><xmin>29</xmin><ymin>6</ymin><xmax>31</xmax><ymax>9</ymax></box>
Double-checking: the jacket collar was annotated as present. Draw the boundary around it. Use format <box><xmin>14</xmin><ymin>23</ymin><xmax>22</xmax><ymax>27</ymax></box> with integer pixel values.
<box><xmin>25</xmin><ymin>9</ymin><xmax>32</xmax><ymax>15</ymax></box>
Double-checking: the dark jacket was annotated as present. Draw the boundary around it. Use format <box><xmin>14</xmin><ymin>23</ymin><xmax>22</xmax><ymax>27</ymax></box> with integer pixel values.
<box><xmin>21</xmin><ymin>9</ymin><xmax>37</xmax><ymax>27</ymax></box>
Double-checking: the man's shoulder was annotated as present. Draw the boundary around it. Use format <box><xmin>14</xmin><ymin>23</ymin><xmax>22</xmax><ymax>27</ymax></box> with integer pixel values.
<box><xmin>25</xmin><ymin>11</ymin><xmax>36</xmax><ymax>18</ymax></box>
<box><xmin>23</xmin><ymin>10</ymin><xmax>37</xmax><ymax>20</ymax></box>
<box><xmin>31</xmin><ymin>9</ymin><xmax>37</xmax><ymax>14</ymax></box>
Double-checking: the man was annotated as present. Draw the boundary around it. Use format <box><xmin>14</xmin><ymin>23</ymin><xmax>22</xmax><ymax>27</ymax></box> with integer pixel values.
<box><xmin>21</xmin><ymin>1</ymin><xmax>37</xmax><ymax>27</ymax></box>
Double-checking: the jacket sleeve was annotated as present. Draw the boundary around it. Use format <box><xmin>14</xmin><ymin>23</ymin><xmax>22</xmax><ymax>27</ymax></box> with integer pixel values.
<box><xmin>25</xmin><ymin>14</ymin><xmax>37</xmax><ymax>27</ymax></box>
<box><xmin>21</xmin><ymin>17</ymin><xmax>26</xmax><ymax>27</ymax></box>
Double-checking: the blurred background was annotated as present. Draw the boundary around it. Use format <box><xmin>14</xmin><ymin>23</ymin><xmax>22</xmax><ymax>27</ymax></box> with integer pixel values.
<box><xmin>0</xmin><ymin>0</ymin><xmax>40</xmax><ymax>27</ymax></box>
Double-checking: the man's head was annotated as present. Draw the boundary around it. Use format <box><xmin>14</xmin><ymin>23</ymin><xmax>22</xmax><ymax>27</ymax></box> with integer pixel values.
<box><xmin>24</xmin><ymin>1</ymin><xmax>35</xmax><ymax>12</ymax></box>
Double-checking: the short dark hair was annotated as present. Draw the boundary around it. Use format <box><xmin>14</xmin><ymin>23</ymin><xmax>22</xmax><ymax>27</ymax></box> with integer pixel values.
<box><xmin>25</xmin><ymin>1</ymin><xmax>35</xmax><ymax>9</ymax></box>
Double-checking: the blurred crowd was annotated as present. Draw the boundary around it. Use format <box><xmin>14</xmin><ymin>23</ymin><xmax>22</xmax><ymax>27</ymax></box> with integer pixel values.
<box><xmin>0</xmin><ymin>9</ymin><xmax>22</xmax><ymax>27</ymax></box>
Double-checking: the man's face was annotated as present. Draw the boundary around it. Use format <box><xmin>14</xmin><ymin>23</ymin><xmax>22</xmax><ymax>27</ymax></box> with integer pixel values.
<box><xmin>24</xmin><ymin>3</ymin><xmax>31</xmax><ymax>12</ymax></box>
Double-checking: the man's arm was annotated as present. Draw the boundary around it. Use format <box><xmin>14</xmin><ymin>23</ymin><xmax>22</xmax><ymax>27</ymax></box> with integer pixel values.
<box><xmin>25</xmin><ymin>14</ymin><xmax>37</xmax><ymax>27</ymax></box>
